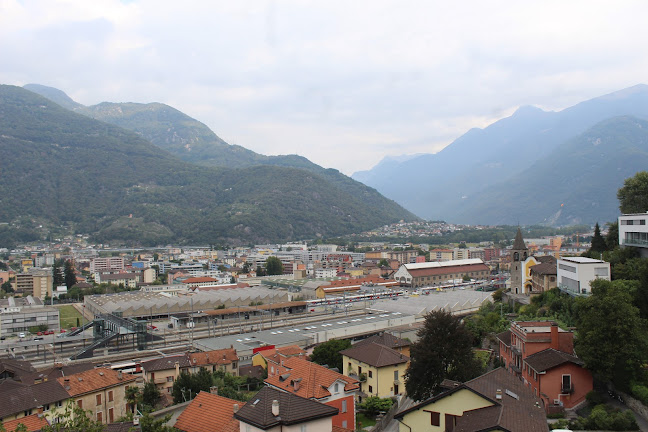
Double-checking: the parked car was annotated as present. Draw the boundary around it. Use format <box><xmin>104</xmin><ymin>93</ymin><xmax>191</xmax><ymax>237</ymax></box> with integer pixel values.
<box><xmin>18</xmin><ymin>332</ymin><xmax>25</xmax><ymax>338</ymax></box>
<box><xmin>34</xmin><ymin>337</ymin><xmax>43</xmax><ymax>341</ymax></box>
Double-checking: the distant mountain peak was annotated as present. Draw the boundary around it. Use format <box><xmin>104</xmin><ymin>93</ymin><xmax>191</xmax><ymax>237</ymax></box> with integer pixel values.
<box><xmin>512</xmin><ymin>105</ymin><xmax>545</xmax><ymax>116</ymax></box>
<box><xmin>597</xmin><ymin>83</ymin><xmax>648</xmax><ymax>101</ymax></box>
<box><xmin>23</xmin><ymin>83</ymin><xmax>84</xmax><ymax>110</ymax></box>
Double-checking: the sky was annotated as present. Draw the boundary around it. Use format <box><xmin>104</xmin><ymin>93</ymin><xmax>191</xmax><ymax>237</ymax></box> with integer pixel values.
<box><xmin>2</xmin><ymin>1</ymin><xmax>648</xmax><ymax>175</ymax></box>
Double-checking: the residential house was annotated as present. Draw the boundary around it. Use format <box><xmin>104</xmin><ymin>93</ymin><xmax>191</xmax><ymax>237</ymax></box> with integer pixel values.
<box><xmin>0</xmin><ymin>379</ymin><xmax>69</xmax><ymax>424</ymax></box>
<box><xmin>354</xmin><ymin>332</ymin><xmax>411</xmax><ymax>357</ymax></box>
<box><xmin>173</xmin><ymin>390</ymin><xmax>240</xmax><ymax>432</ymax></box>
<box><xmin>141</xmin><ymin>354</ymin><xmax>191</xmax><ymax>394</ymax></box>
<box><xmin>234</xmin><ymin>386</ymin><xmax>340</xmax><ymax>432</ymax></box>
<box><xmin>265</xmin><ymin>357</ymin><xmax>359</xmax><ymax>430</ymax></box>
<box><xmin>58</xmin><ymin>367</ymin><xmax>137</xmax><ymax>424</ymax></box>
<box><xmin>2</xmin><ymin>414</ymin><xmax>49</xmax><ymax>432</ymax></box>
<box><xmin>528</xmin><ymin>258</ymin><xmax>557</xmax><ymax>295</ymax></box>
<box><xmin>252</xmin><ymin>345</ymin><xmax>307</xmax><ymax>376</ymax></box>
<box><xmin>187</xmin><ymin>347</ymin><xmax>239</xmax><ymax>375</ymax></box>
<box><xmin>394</xmin><ymin>368</ymin><xmax>547</xmax><ymax>432</ymax></box>
<box><xmin>557</xmin><ymin>256</ymin><xmax>610</xmax><ymax>296</ymax></box>
<box><xmin>341</xmin><ymin>341</ymin><xmax>409</xmax><ymax>401</ymax></box>
<box><xmin>497</xmin><ymin>321</ymin><xmax>592</xmax><ymax>411</ymax></box>
<box><xmin>619</xmin><ymin>212</ymin><xmax>648</xmax><ymax>257</ymax></box>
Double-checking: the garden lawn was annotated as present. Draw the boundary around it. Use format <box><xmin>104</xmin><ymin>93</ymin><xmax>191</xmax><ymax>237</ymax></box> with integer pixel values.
<box><xmin>57</xmin><ymin>305</ymin><xmax>84</xmax><ymax>329</ymax></box>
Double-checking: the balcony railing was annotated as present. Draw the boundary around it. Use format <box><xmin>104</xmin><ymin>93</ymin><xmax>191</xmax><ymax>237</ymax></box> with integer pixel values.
<box><xmin>621</xmin><ymin>238</ymin><xmax>648</xmax><ymax>247</ymax></box>
<box><xmin>561</xmin><ymin>383</ymin><xmax>574</xmax><ymax>394</ymax></box>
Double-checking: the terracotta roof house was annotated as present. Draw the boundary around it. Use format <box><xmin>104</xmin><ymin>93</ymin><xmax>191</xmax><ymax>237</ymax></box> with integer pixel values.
<box><xmin>395</xmin><ymin>368</ymin><xmax>547</xmax><ymax>432</ymax></box>
<box><xmin>58</xmin><ymin>367</ymin><xmax>137</xmax><ymax>424</ymax></box>
<box><xmin>252</xmin><ymin>345</ymin><xmax>307</xmax><ymax>375</ymax></box>
<box><xmin>2</xmin><ymin>414</ymin><xmax>49</xmax><ymax>432</ymax></box>
<box><xmin>234</xmin><ymin>386</ymin><xmax>338</xmax><ymax>431</ymax></box>
<box><xmin>265</xmin><ymin>357</ymin><xmax>359</xmax><ymax>430</ymax></box>
<box><xmin>497</xmin><ymin>321</ymin><xmax>592</xmax><ymax>412</ymax></box>
<box><xmin>341</xmin><ymin>341</ymin><xmax>410</xmax><ymax>401</ymax></box>
<box><xmin>174</xmin><ymin>391</ymin><xmax>240</xmax><ymax>432</ymax></box>
<box><xmin>187</xmin><ymin>347</ymin><xmax>239</xmax><ymax>375</ymax></box>
<box><xmin>141</xmin><ymin>354</ymin><xmax>191</xmax><ymax>394</ymax></box>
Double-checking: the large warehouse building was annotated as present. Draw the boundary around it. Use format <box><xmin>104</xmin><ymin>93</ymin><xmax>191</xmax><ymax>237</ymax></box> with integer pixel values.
<box><xmin>393</xmin><ymin>259</ymin><xmax>490</xmax><ymax>288</ymax></box>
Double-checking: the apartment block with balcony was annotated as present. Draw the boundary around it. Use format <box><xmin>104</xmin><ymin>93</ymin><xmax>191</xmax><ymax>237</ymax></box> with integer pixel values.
<box><xmin>557</xmin><ymin>257</ymin><xmax>610</xmax><ymax>296</ymax></box>
<box><xmin>619</xmin><ymin>213</ymin><xmax>648</xmax><ymax>257</ymax></box>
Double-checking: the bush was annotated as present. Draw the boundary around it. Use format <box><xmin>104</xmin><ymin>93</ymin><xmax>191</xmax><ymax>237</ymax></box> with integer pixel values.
<box><xmin>631</xmin><ymin>382</ymin><xmax>648</xmax><ymax>405</ymax></box>
<box><xmin>586</xmin><ymin>390</ymin><xmax>605</xmax><ymax>407</ymax></box>
<box><xmin>359</xmin><ymin>396</ymin><xmax>393</xmax><ymax>416</ymax></box>
<box><xmin>569</xmin><ymin>404</ymin><xmax>638</xmax><ymax>431</ymax></box>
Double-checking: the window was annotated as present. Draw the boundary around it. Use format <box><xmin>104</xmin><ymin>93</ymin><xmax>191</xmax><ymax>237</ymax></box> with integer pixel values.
<box><xmin>77</xmin><ymin>400</ymin><xmax>83</xmax><ymax>409</ymax></box>
<box><xmin>96</xmin><ymin>412</ymin><xmax>102</xmax><ymax>423</ymax></box>
<box><xmin>368</xmin><ymin>370</ymin><xmax>373</xmax><ymax>378</ymax></box>
<box><xmin>334</xmin><ymin>383</ymin><xmax>339</xmax><ymax>393</ymax></box>
<box><xmin>348</xmin><ymin>362</ymin><xmax>351</xmax><ymax>370</ymax></box>
<box><xmin>109</xmin><ymin>408</ymin><xmax>114</xmax><ymax>423</ymax></box>
<box><xmin>342</xmin><ymin>400</ymin><xmax>347</xmax><ymax>413</ymax></box>
<box><xmin>562</xmin><ymin>374</ymin><xmax>572</xmax><ymax>392</ymax></box>
<box><xmin>96</xmin><ymin>394</ymin><xmax>102</xmax><ymax>406</ymax></box>
<box><xmin>108</xmin><ymin>391</ymin><xmax>113</xmax><ymax>402</ymax></box>
<box><xmin>368</xmin><ymin>385</ymin><xmax>373</xmax><ymax>393</ymax></box>
<box><xmin>167</xmin><ymin>376</ymin><xmax>174</xmax><ymax>382</ymax></box>
<box><xmin>394</xmin><ymin>370</ymin><xmax>398</xmax><ymax>380</ymax></box>
<box><xmin>427</xmin><ymin>411</ymin><xmax>440</xmax><ymax>426</ymax></box>
<box><xmin>594</xmin><ymin>267</ymin><xmax>609</xmax><ymax>277</ymax></box>
<box><xmin>43</xmin><ymin>404</ymin><xmax>50</xmax><ymax>412</ymax></box>
<box><xmin>300</xmin><ymin>426</ymin><xmax>307</xmax><ymax>432</ymax></box>
<box><xmin>342</xmin><ymin>420</ymin><xmax>347</xmax><ymax>428</ymax></box>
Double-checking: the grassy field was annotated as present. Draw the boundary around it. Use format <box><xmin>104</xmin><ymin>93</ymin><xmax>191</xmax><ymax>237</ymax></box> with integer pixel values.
<box><xmin>57</xmin><ymin>304</ymin><xmax>84</xmax><ymax>329</ymax></box>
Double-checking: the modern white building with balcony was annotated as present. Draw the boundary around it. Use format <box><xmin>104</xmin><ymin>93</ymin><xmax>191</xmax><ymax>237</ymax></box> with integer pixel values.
<box><xmin>619</xmin><ymin>213</ymin><xmax>648</xmax><ymax>257</ymax></box>
<box><xmin>557</xmin><ymin>257</ymin><xmax>610</xmax><ymax>296</ymax></box>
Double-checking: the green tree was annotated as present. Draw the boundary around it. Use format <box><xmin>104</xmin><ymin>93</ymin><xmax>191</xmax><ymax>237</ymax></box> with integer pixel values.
<box><xmin>405</xmin><ymin>310</ymin><xmax>483</xmax><ymax>401</ymax></box>
<box><xmin>606</xmin><ymin>221</ymin><xmax>619</xmax><ymax>250</ymax></box>
<box><xmin>265</xmin><ymin>256</ymin><xmax>283</xmax><ymax>275</ymax></box>
<box><xmin>359</xmin><ymin>396</ymin><xmax>393</xmax><ymax>416</ymax></box>
<box><xmin>618</xmin><ymin>171</ymin><xmax>648</xmax><ymax>214</ymax></box>
<box><xmin>141</xmin><ymin>381</ymin><xmax>161</xmax><ymax>410</ymax></box>
<box><xmin>310</xmin><ymin>339</ymin><xmax>352</xmax><ymax>371</ymax></box>
<box><xmin>378</xmin><ymin>258</ymin><xmax>389</xmax><ymax>268</ymax></box>
<box><xmin>575</xmin><ymin>279</ymin><xmax>648</xmax><ymax>386</ymax></box>
<box><xmin>52</xmin><ymin>260</ymin><xmax>64</xmax><ymax>289</ymax></box>
<box><xmin>64</xmin><ymin>260</ymin><xmax>76</xmax><ymax>289</ymax></box>
<box><xmin>40</xmin><ymin>400</ymin><xmax>105</xmax><ymax>432</ymax></box>
<box><xmin>139</xmin><ymin>412</ymin><xmax>175</xmax><ymax>432</ymax></box>
<box><xmin>590</xmin><ymin>222</ymin><xmax>607</xmax><ymax>253</ymax></box>
<box><xmin>1</xmin><ymin>279</ymin><xmax>13</xmax><ymax>293</ymax></box>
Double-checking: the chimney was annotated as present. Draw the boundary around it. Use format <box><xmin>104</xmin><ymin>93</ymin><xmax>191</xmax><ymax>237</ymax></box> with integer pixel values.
<box><xmin>210</xmin><ymin>386</ymin><xmax>218</xmax><ymax>395</ymax></box>
<box><xmin>550</xmin><ymin>323</ymin><xmax>559</xmax><ymax>350</ymax></box>
<box><xmin>233</xmin><ymin>403</ymin><xmax>239</xmax><ymax>413</ymax></box>
<box><xmin>271</xmin><ymin>400</ymin><xmax>280</xmax><ymax>417</ymax></box>
<box><xmin>37</xmin><ymin>406</ymin><xmax>44</xmax><ymax>414</ymax></box>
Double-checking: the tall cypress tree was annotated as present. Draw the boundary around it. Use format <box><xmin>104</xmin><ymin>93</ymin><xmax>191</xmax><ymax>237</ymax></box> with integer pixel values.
<box><xmin>64</xmin><ymin>260</ymin><xmax>76</xmax><ymax>288</ymax></box>
<box><xmin>52</xmin><ymin>260</ymin><xmax>64</xmax><ymax>289</ymax></box>
<box><xmin>590</xmin><ymin>222</ymin><xmax>607</xmax><ymax>253</ymax></box>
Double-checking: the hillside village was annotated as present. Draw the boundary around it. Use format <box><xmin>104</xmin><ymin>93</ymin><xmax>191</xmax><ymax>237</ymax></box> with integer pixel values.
<box><xmin>0</xmin><ymin>175</ymin><xmax>646</xmax><ymax>431</ymax></box>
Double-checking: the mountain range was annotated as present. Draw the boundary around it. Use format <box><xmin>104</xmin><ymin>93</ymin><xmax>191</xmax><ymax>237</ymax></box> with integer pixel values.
<box><xmin>352</xmin><ymin>84</ymin><xmax>648</xmax><ymax>225</ymax></box>
<box><xmin>0</xmin><ymin>85</ymin><xmax>417</xmax><ymax>247</ymax></box>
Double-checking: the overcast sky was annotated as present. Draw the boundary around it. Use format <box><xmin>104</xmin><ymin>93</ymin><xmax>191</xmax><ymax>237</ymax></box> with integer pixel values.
<box><xmin>2</xmin><ymin>1</ymin><xmax>648</xmax><ymax>175</ymax></box>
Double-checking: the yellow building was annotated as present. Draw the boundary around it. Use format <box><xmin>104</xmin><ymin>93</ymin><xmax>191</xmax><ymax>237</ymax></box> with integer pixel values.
<box><xmin>340</xmin><ymin>341</ymin><xmax>409</xmax><ymax>400</ymax></box>
<box><xmin>394</xmin><ymin>368</ymin><xmax>547</xmax><ymax>432</ymax></box>
<box><xmin>141</xmin><ymin>354</ymin><xmax>191</xmax><ymax>394</ymax></box>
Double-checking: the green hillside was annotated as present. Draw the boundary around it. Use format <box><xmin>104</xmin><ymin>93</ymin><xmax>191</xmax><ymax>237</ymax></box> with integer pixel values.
<box><xmin>25</xmin><ymin>84</ymin><xmax>410</xmax><ymax>224</ymax></box>
<box><xmin>0</xmin><ymin>85</ymin><xmax>416</xmax><ymax>247</ymax></box>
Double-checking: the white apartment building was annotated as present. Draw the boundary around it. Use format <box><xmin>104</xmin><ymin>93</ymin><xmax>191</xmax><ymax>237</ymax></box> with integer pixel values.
<box><xmin>90</xmin><ymin>257</ymin><xmax>125</xmax><ymax>273</ymax></box>
<box><xmin>619</xmin><ymin>213</ymin><xmax>648</xmax><ymax>258</ymax></box>
<box><xmin>557</xmin><ymin>257</ymin><xmax>610</xmax><ymax>296</ymax></box>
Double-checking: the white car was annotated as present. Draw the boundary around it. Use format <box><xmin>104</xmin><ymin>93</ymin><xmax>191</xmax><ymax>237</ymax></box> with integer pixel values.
<box><xmin>18</xmin><ymin>332</ymin><xmax>25</xmax><ymax>338</ymax></box>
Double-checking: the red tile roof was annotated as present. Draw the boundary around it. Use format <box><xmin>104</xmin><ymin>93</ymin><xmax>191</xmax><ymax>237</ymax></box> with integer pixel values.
<box><xmin>183</xmin><ymin>277</ymin><xmax>219</xmax><ymax>284</ymax></box>
<box><xmin>265</xmin><ymin>357</ymin><xmax>359</xmax><ymax>400</ymax></box>
<box><xmin>408</xmin><ymin>263</ymin><xmax>489</xmax><ymax>277</ymax></box>
<box><xmin>188</xmin><ymin>348</ymin><xmax>238</xmax><ymax>367</ymax></box>
<box><xmin>57</xmin><ymin>367</ymin><xmax>136</xmax><ymax>397</ymax></box>
<box><xmin>174</xmin><ymin>391</ymin><xmax>239</xmax><ymax>432</ymax></box>
<box><xmin>3</xmin><ymin>414</ymin><xmax>49</xmax><ymax>432</ymax></box>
